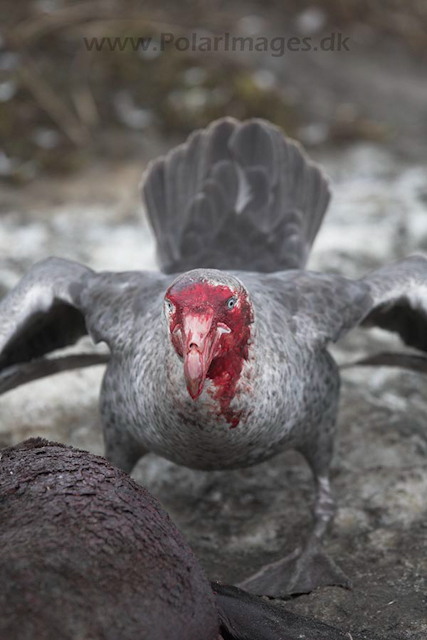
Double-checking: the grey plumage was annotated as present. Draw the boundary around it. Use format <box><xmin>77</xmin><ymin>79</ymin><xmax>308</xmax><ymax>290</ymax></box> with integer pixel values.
<box><xmin>361</xmin><ymin>255</ymin><xmax>427</xmax><ymax>350</ymax></box>
<box><xmin>1</xmin><ymin>118</ymin><xmax>427</xmax><ymax>596</ymax></box>
<box><xmin>0</xmin><ymin>259</ymin><xmax>90</xmax><ymax>370</ymax></box>
<box><xmin>142</xmin><ymin>118</ymin><xmax>330</xmax><ymax>273</ymax></box>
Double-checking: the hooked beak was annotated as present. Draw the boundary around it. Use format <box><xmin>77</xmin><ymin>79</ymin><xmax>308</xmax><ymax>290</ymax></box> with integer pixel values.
<box><xmin>181</xmin><ymin>310</ymin><xmax>230</xmax><ymax>401</ymax></box>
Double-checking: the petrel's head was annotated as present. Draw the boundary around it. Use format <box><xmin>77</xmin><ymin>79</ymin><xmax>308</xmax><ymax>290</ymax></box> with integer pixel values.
<box><xmin>164</xmin><ymin>269</ymin><xmax>253</xmax><ymax>401</ymax></box>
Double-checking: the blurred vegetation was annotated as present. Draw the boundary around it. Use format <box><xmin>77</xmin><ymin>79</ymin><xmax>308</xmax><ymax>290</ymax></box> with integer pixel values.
<box><xmin>0</xmin><ymin>0</ymin><xmax>424</xmax><ymax>181</ymax></box>
<box><xmin>291</xmin><ymin>0</ymin><xmax>427</xmax><ymax>52</ymax></box>
<box><xmin>0</xmin><ymin>2</ymin><xmax>299</xmax><ymax>181</ymax></box>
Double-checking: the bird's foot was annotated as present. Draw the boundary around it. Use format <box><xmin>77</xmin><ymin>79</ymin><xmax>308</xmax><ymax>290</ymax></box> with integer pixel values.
<box><xmin>238</xmin><ymin>540</ymin><xmax>351</xmax><ymax>597</ymax></box>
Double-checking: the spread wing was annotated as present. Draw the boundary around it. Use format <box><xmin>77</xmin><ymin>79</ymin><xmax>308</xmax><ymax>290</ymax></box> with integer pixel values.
<box><xmin>0</xmin><ymin>257</ymin><xmax>169</xmax><ymax>377</ymax></box>
<box><xmin>260</xmin><ymin>256</ymin><xmax>427</xmax><ymax>351</ymax></box>
<box><xmin>250</xmin><ymin>270</ymin><xmax>372</xmax><ymax>348</ymax></box>
<box><xmin>0</xmin><ymin>258</ymin><xmax>91</xmax><ymax>370</ymax></box>
<box><xmin>360</xmin><ymin>256</ymin><xmax>427</xmax><ymax>351</ymax></box>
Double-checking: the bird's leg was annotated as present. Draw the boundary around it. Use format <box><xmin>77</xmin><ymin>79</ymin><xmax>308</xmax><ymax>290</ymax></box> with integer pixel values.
<box><xmin>105</xmin><ymin>441</ymin><xmax>147</xmax><ymax>474</ymax></box>
<box><xmin>279</xmin><ymin>471</ymin><xmax>351</xmax><ymax>596</ymax></box>
<box><xmin>312</xmin><ymin>473</ymin><xmax>335</xmax><ymax>541</ymax></box>
<box><xmin>239</xmin><ymin>438</ymin><xmax>351</xmax><ymax>597</ymax></box>
<box><xmin>103</xmin><ymin>415</ymin><xmax>148</xmax><ymax>474</ymax></box>
<box><xmin>105</xmin><ymin>435</ymin><xmax>147</xmax><ymax>474</ymax></box>
<box><xmin>238</xmin><ymin>470</ymin><xmax>350</xmax><ymax>597</ymax></box>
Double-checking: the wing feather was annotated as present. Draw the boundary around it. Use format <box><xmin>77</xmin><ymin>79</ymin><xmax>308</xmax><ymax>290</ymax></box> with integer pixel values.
<box><xmin>0</xmin><ymin>258</ymin><xmax>91</xmax><ymax>369</ymax></box>
<box><xmin>361</xmin><ymin>255</ymin><xmax>427</xmax><ymax>351</ymax></box>
<box><xmin>0</xmin><ymin>258</ymin><xmax>170</xmax><ymax>372</ymax></box>
<box><xmin>262</xmin><ymin>255</ymin><xmax>427</xmax><ymax>352</ymax></box>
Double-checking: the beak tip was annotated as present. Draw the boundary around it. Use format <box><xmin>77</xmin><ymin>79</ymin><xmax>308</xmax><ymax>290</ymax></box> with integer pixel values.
<box><xmin>188</xmin><ymin>386</ymin><xmax>202</xmax><ymax>401</ymax></box>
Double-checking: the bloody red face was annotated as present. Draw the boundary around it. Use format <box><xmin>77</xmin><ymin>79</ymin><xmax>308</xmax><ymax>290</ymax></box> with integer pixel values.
<box><xmin>164</xmin><ymin>277</ymin><xmax>252</xmax><ymax>401</ymax></box>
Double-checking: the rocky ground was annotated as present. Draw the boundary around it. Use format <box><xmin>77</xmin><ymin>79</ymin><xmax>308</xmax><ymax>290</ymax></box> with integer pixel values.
<box><xmin>1</xmin><ymin>140</ymin><xmax>426</xmax><ymax>639</ymax></box>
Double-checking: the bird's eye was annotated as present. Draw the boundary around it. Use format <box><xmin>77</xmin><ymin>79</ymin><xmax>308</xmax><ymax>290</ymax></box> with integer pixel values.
<box><xmin>165</xmin><ymin>299</ymin><xmax>174</xmax><ymax>313</ymax></box>
<box><xmin>226</xmin><ymin>296</ymin><xmax>237</xmax><ymax>310</ymax></box>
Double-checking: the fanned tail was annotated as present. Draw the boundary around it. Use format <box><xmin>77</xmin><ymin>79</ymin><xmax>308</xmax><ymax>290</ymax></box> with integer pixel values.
<box><xmin>142</xmin><ymin>118</ymin><xmax>330</xmax><ymax>274</ymax></box>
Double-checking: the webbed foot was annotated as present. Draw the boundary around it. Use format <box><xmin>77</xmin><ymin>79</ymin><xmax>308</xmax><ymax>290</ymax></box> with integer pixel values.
<box><xmin>238</xmin><ymin>540</ymin><xmax>351</xmax><ymax>597</ymax></box>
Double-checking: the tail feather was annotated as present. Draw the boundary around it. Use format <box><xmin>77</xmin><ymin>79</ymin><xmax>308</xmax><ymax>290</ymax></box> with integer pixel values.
<box><xmin>141</xmin><ymin>117</ymin><xmax>330</xmax><ymax>274</ymax></box>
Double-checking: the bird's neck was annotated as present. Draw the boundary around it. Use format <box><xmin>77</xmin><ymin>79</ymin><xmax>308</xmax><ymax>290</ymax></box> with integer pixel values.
<box><xmin>205</xmin><ymin>331</ymin><xmax>252</xmax><ymax>428</ymax></box>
